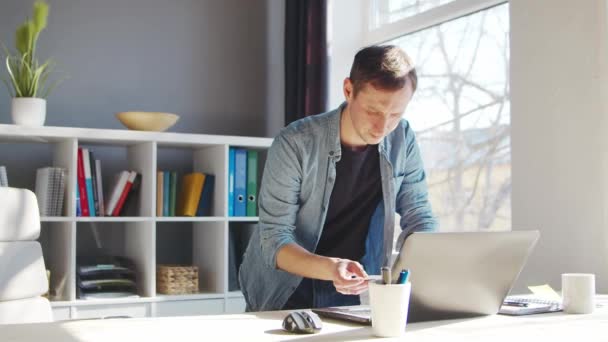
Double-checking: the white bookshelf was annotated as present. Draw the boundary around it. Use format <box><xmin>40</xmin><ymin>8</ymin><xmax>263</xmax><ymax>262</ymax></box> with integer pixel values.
<box><xmin>0</xmin><ymin>124</ymin><xmax>271</xmax><ymax>320</ymax></box>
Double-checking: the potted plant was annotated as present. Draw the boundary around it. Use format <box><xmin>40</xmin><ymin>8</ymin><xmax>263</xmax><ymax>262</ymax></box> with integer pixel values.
<box><xmin>2</xmin><ymin>1</ymin><xmax>60</xmax><ymax>126</ymax></box>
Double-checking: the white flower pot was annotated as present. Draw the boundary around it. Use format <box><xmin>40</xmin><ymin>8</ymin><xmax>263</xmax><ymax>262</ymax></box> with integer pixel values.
<box><xmin>11</xmin><ymin>97</ymin><xmax>46</xmax><ymax>126</ymax></box>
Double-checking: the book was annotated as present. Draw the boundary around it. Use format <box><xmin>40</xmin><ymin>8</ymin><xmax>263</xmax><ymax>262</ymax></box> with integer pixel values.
<box><xmin>112</xmin><ymin>171</ymin><xmax>137</xmax><ymax>216</ymax></box>
<box><xmin>83</xmin><ymin>148</ymin><xmax>96</xmax><ymax>216</ymax></box>
<box><xmin>76</xmin><ymin>183</ymin><xmax>81</xmax><ymax>216</ymax></box>
<box><xmin>228</xmin><ymin>147</ymin><xmax>235</xmax><ymax>216</ymax></box>
<box><xmin>163</xmin><ymin>171</ymin><xmax>170</xmax><ymax>216</ymax></box>
<box><xmin>169</xmin><ymin>171</ymin><xmax>177</xmax><ymax>216</ymax></box>
<box><xmin>105</xmin><ymin>171</ymin><xmax>130</xmax><ymax>216</ymax></box>
<box><xmin>196</xmin><ymin>174</ymin><xmax>215</xmax><ymax>216</ymax></box>
<box><xmin>89</xmin><ymin>150</ymin><xmax>100</xmax><ymax>216</ymax></box>
<box><xmin>177</xmin><ymin>172</ymin><xmax>205</xmax><ymax>216</ymax></box>
<box><xmin>95</xmin><ymin>159</ymin><xmax>105</xmax><ymax>217</ymax></box>
<box><xmin>156</xmin><ymin>171</ymin><xmax>164</xmax><ymax>216</ymax></box>
<box><xmin>234</xmin><ymin>148</ymin><xmax>247</xmax><ymax>217</ymax></box>
<box><xmin>121</xmin><ymin>173</ymin><xmax>142</xmax><ymax>215</ymax></box>
<box><xmin>77</xmin><ymin>148</ymin><xmax>90</xmax><ymax>216</ymax></box>
<box><xmin>246</xmin><ymin>150</ymin><xmax>258</xmax><ymax>216</ymax></box>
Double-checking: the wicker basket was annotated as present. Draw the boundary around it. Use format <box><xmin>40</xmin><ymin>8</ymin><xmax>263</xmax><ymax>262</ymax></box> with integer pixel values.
<box><xmin>156</xmin><ymin>265</ymin><xmax>199</xmax><ymax>295</ymax></box>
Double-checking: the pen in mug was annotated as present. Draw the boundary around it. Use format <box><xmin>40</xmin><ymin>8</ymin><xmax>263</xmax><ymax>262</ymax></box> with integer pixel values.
<box><xmin>381</xmin><ymin>266</ymin><xmax>391</xmax><ymax>285</ymax></box>
<box><xmin>397</xmin><ymin>269</ymin><xmax>410</xmax><ymax>284</ymax></box>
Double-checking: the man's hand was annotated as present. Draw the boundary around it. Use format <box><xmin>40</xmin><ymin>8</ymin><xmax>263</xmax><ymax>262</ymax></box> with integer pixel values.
<box><xmin>276</xmin><ymin>244</ymin><xmax>369</xmax><ymax>295</ymax></box>
<box><xmin>330</xmin><ymin>259</ymin><xmax>369</xmax><ymax>295</ymax></box>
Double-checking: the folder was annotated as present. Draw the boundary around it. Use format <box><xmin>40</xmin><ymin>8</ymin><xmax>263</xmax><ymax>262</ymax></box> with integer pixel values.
<box><xmin>156</xmin><ymin>171</ymin><xmax>163</xmax><ymax>217</ymax></box>
<box><xmin>228</xmin><ymin>147</ymin><xmax>236</xmax><ymax>216</ymax></box>
<box><xmin>196</xmin><ymin>174</ymin><xmax>215</xmax><ymax>217</ymax></box>
<box><xmin>246</xmin><ymin>150</ymin><xmax>258</xmax><ymax>217</ymax></box>
<box><xmin>163</xmin><ymin>172</ymin><xmax>170</xmax><ymax>216</ymax></box>
<box><xmin>177</xmin><ymin>172</ymin><xmax>205</xmax><ymax>216</ymax></box>
<box><xmin>169</xmin><ymin>171</ymin><xmax>177</xmax><ymax>216</ymax></box>
<box><xmin>234</xmin><ymin>148</ymin><xmax>247</xmax><ymax>217</ymax></box>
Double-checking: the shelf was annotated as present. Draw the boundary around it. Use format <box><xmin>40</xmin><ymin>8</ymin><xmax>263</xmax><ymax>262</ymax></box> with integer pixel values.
<box><xmin>155</xmin><ymin>216</ymin><xmax>225</xmax><ymax>222</ymax></box>
<box><xmin>226</xmin><ymin>291</ymin><xmax>244</xmax><ymax>298</ymax></box>
<box><xmin>75</xmin><ymin>216</ymin><xmax>155</xmax><ymax>222</ymax></box>
<box><xmin>1</xmin><ymin>126</ymin><xmax>271</xmax><ymax>318</ymax></box>
<box><xmin>228</xmin><ymin>217</ymin><xmax>259</xmax><ymax>222</ymax></box>
<box><xmin>155</xmin><ymin>293</ymin><xmax>225</xmax><ymax>302</ymax></box>
<box><xmin>50</xmin><ymin>293</ymin><xmax>225</xmax><ymax>307</ymax></box>
<box><xmin>40</xmin><ymin>216</ymin><xmax>73</xmax><ymax>222</ymax></box>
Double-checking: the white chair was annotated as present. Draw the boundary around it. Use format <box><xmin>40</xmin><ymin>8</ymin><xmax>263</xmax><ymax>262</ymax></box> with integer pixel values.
<box><xmin>0</xmin><ymin>187</ymin><xmax>52</xmax><ymax>324</ymax></box>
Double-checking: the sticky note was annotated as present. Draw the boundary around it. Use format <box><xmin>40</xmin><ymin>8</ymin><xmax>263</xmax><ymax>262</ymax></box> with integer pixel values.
<box><xmin>528</xmin><ymin>284</ymin><xmax>562</xmax><ymax>301</ymax></box>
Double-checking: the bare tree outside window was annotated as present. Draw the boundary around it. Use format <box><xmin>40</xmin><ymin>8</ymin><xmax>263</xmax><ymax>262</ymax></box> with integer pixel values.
<box><xmin>385</xmin><ymin>3</ymin><xmax>510</xmax><ymax>235</ymax></box>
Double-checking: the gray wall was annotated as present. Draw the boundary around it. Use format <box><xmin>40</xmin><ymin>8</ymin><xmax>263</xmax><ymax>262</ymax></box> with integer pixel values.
<box><xmin>511</xmin><ymin>0</ymin><xmax>608</xmax><ymax>293</ymax></box>
<box><xmin>0</xmin><ymin>0</ymin><xmax>268</xmax><ymax>133</ymax></box>
<box><xmin>0</xmin><ymin>0</ymin><xmax>271</xmax><ymax>190</ymax></box>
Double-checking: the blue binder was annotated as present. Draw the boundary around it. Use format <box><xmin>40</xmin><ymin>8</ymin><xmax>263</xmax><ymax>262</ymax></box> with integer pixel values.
<box><xmin>234</xmin><ymin>148</ymin><xmax>247</xmax><ymax>217</ymax></box>
<box><xmin>228</xmin><ymin>148</ymin><xmax>236</xmax><ymax>216</ymax></box>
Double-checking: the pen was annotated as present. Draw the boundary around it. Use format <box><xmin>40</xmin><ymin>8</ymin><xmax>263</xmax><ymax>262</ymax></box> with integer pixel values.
<box><xmin>381</xmin><ymin>266</ymin><xmax>391</xmax><ymax>285</ymax></box>
<box><xmin>397</xmin><ymin>269</ymin><xmax>410</xmax><ymax>284</ymax></box>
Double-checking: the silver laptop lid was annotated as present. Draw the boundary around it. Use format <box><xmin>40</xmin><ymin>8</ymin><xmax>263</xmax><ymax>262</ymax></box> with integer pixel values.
<box><xmin>391</xmin><ymin>231</ymin><xmax>540</xmax><ymax>322</ymax></box>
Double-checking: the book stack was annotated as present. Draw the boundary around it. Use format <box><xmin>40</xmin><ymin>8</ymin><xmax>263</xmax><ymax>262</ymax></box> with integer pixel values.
<box><xmin>228</xmin><ymin>148</ymin><xmax>258</xmax><ymax>217</ymax></box>
<box><xmin>34</xmin><ymin>167</ymin><xmax>67</xmax><ymax>216</ymax></box>
<box><xmin>77</xmin><ymin>256</ymin><xmax>139</xmax><ymax>300</ymax></box>
<box><xmin>157</xmin><ymin>171</ymin><xmax>215</xmax><ymax>217</ymax></box>
<box><xmin>76</xmin><ymin>147</ymin><xmax>141</xmax><ymax>217</ymax></box>
<box><xmin>0</xmin><ymin>166</ymin><xmax>7</xmax><ymax>187</ymax></box>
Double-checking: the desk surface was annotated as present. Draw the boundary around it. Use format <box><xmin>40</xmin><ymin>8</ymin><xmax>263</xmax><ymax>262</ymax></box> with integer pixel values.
<box><xmin>2</xmin><ymin>296</ymin><xmax>608</xmax><ymax>342</ymax></box>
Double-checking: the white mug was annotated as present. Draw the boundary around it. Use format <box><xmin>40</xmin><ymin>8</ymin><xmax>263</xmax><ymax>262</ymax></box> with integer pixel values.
<box><xmin>369</xmin><ymin>280</ymin><xmax>411</xmax><ymax>337</ymax></box>
<box><xmin>561</xmin><ymin>273</ymin><xmax>595</xmax><ymax>314</ymax></box>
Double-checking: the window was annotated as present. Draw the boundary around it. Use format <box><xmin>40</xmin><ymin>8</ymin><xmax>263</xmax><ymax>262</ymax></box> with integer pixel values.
<box><xmin>369</xmin><ymin>0</ymin><xmax>456</xmax><ymax>28</ymax></box>
<box><xmin>369</xmin><ymin>1</ymin><xmax>511</xmax><ymax>236</ymax></box>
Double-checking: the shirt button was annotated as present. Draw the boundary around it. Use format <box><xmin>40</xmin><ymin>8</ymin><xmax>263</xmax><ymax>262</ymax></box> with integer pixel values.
<box><xmin>329</xmin><ymin>151</ymin><xmax>334</xmax><ymax>156</ymax></box>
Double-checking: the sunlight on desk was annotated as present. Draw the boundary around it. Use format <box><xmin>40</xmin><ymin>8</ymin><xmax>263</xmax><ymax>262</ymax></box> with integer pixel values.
<box><xmin>1</xmin><ymin>296</ymin><xmax>607</xmax><ymax>341</ymax></box>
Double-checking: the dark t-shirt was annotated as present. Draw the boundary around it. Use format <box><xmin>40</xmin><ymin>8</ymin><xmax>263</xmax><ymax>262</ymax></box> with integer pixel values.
<box><xmin>283</xmin><ymin>143</ymin><xmax>383</xmax><ymax>309</ymax></box>
<box><xmin>314</xmin><ymin>144</ymin><xmax>383</xmax><ymax>260</ymax></box>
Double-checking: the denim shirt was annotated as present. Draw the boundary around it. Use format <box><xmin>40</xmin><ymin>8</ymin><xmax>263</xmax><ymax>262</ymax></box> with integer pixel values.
<box><xmin>239</xmin><ymin>104</ymin><xmax>437</xmax><ymax>312</ymax></box>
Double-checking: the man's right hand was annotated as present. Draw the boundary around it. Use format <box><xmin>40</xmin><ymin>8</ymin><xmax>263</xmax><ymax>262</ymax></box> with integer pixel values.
<box><xmin>330</xmin><ymin>258</ymin><xmax>369</xmax><ymax>295</ymax></box>
<box><xmin>276</xmin><ymin>243</ymin><xmax>370</xmax><ymax>295</ymax></box>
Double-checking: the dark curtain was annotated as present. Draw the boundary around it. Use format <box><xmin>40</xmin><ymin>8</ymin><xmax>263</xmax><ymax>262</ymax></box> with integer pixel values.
<box><xmin>285</xmin><ymin>0</ymin><xmax>329</xmax><ymax>125</ymax></box>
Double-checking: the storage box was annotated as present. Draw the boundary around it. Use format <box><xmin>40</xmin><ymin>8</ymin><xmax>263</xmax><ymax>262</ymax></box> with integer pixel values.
<box><xmin>156</xmin><ymin>265</ymin><xmax>199</xmax><ymax>295</ymax></box>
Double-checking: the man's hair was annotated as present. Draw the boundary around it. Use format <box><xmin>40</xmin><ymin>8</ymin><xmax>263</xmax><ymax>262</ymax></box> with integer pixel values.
<box><xmin>349</xmin><ymin>45</ymin><xmax>417</xmax><ymax>96</ymax></box>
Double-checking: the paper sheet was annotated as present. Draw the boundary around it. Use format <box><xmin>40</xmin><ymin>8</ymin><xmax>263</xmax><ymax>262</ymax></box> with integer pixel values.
<box><xmin>528</xmin><ymin>284</ymin><xmax>562</xmax><ymax>301</ymax></box>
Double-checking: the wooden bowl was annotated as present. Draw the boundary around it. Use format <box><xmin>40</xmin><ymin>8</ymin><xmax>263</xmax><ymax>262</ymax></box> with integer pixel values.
<box><xmin>116</xmin><ymin>111</ymin><xmax>179</xmax><ymax>132</ymax></box>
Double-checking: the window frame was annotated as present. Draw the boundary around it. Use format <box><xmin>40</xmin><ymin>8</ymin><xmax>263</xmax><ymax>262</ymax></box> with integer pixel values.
<box><xmin>364</xmin><ymin>0</ymin><xmax>508</xmax><ymax>45</ymax></box>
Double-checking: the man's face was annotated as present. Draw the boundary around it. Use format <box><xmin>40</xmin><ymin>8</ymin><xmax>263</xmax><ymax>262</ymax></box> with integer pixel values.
<box><xmin>343</xmin><ymin>78</ymin><xmax>414</xmax><ymax>145</ymax></box>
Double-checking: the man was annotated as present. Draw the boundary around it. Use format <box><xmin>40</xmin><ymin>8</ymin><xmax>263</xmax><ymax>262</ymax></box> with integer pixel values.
<box><xmin>239</xmin><ymin>45</ymin><xmax>437</xmax><ymax>312</ymax></box>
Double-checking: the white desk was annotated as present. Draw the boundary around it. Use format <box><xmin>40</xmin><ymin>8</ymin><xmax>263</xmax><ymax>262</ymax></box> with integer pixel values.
<box><xmin>2</xmin><ymin>297</ymin><xmax>608</xmax><ymax>341</ymax></box>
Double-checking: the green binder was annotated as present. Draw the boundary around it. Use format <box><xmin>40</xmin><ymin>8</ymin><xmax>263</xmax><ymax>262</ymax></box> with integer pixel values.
<box><xmin>246</xmin><ymin>150</ymin><xmax>258</xmax><ymax>216</ymax></box>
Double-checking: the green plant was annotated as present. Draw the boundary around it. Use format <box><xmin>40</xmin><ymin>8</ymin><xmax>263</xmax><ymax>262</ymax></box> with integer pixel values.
<box><xmin>2</xmin><ymin>1</ymin><xmax>61</xmax><ymax>98</ymax></box>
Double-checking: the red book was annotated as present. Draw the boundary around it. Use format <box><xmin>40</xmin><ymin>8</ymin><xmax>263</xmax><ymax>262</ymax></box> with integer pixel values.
<box><xmin>77</xmin><ymin>148</ymin><xmax>90</xmax><ymax>216</ymax></box>
<box><xmin>112</xmin><ymin>171</ymin><xmax>137</xmax><ymax>216</ymax></box>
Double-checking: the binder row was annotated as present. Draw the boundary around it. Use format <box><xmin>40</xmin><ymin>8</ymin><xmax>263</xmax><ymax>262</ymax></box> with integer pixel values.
<box><xmin>156</xmin><ymin>171</ymin><xmax>215</xmax><ymax>217</ymax></box>
<box><xmin>76</xmin><ymin>147</ymin><xmax>140</xmax><ymax>216</ymax></box>
<box><xmin>35</xmin><ymin>167</ymin><xmax>67</xmax><ymax>216</ymax></box>
<box><xmin>228</xmin><ymin>147</ymin><xmax>258</xmax><ymax>217</ymax></box>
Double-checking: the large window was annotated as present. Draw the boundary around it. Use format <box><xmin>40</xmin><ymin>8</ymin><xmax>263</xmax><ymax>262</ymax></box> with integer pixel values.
<box><xmin>368</xmin><ymin>1</ymin><xmax>510</xmax><ymax>233</ymax></box>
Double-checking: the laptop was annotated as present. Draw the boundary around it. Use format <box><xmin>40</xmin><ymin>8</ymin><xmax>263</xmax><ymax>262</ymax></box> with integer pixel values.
<box><xmin>313</xmin><ymin>231</ymin><xmax>540</xmax><ymax>323</ymax></box>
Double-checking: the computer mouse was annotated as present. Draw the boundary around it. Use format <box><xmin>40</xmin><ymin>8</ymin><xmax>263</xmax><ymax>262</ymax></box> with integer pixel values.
<box><xmin>282</xmin><ymin>310</ymin><xmax>323</xmax><ymax>334</ymax></box>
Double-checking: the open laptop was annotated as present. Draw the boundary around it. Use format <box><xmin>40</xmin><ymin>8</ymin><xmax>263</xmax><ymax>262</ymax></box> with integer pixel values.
<box><xmin>313</xmin><ymin>231</ymin><xmax>540</xmax><ymax>323</ymax></box>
